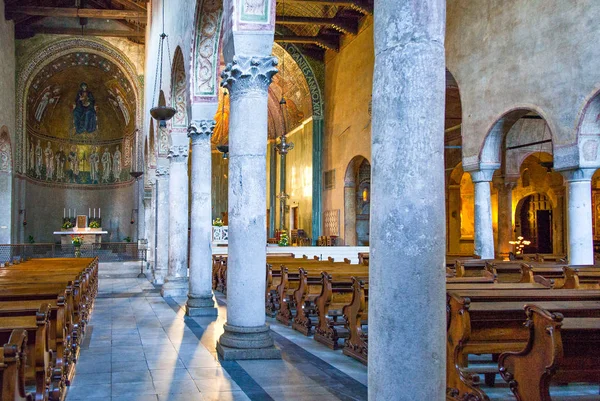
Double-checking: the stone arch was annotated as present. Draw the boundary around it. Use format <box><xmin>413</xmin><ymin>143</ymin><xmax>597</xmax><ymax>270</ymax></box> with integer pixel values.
<box><xmin>171</xmin><ymin>46</ymin><xmax>188</xmax><ymax>129</ymax></box>
<box><xmin>0</xmin><ymin>127</ymin><xmax>11</xmax><ymax>173</ymax></box>
<box><xmin>15</xmin><ymin>37</ymin><xmax>143</xmax><ymax>175</ymax></box>
<box><xmin>344</xmin><ymin>155</ymin><xmax>370</xmax><ymax>246</ymax></box>
<box><xmin>574</xmin><ymin>88</ymin><xmax>600</xmax><ymax>169</ymax></box>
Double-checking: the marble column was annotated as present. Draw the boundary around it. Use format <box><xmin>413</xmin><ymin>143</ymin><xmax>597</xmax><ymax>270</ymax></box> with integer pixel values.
<box><xmin>143</xmin><ymin>184</ymin><xmax>154</xmax><ymax>269</ymax></box>
<box><xmin>562</xmin><ymin>168</ymin><xmax>594</xmax><ymax>265</ymax></box>
<box><xmin>161</xmin><ymin>145</ymin><xmax>190</xmax><ymax>297</ymax></box>
<box><xmin>495</xmin><ymin>178</ymin><xmax>516</xmax><ymax>258</ymax></box>
<box><xmin>343</xmin><ymin>180</ymin><xmax>357</xmax><ymax>246</ymax></box>
<box><xmin>470</xmin><ymin>169</ymin><xmax>496</xmax><ymax>259</ymax></box>
<box><xmin>186</xmin><ymin>121</ymin><xmax>218</xmax><ymax>316</ymax></box>
<box><xmin>153</xmin><ymin>164</ymin><xmax>169</xmax><ymax>285</ymax></box>
<box><xmin>216</xmin><ymin>56</ymin><xmax>281</xmax><ymax>360</ymax></box>
<box><xmin>551</xmin><ymin>186</ymin><xmax>566</xmax><ymax>256</ymax></box>
<box><xmin>370</xmin><ymin>0</ymin><xmax>446</xmax><ymax>399</ymax></box>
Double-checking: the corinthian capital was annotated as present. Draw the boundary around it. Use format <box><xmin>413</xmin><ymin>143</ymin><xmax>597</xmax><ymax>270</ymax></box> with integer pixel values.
<box><xmin>168</xmin><ymin>145</ymin><xmax>189</xmax><ymax>162</ymax></box>
<box><xmin>188</xmin><ymin>120</ymin><xmax>216</xmax><ymax>143</ymax></box>
<box><xmin>220</xmin><ymin>55</ymin><xmax>278</xmax><ymax>97</ymax></box>
<box><xmin>156</xmin><ymin>166</ymin><xmax>169</xmax><ymax>177</ymax></box>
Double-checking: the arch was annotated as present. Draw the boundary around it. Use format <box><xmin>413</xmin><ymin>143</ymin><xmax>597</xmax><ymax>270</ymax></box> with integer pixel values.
<box><xmin>0</xmin><ymin>127</ymin><xmax>12</xmax><ymax>173</ymax></box>
<box><xmin>344</xmin><ymin>155</ymin><xmax>371</xmax><ymax>246</ymax></box>
<box><xmin>514</xmin><ymin>192</ymin><xmax>554</xmax><ymax>254</ymax></box>
<box><xmin>15</xmin><ymin>37</ymin><xmax>143</xmax><ymax>175</ymax></box>
<box><xmin>171</xmin><ymin>46</ymin><xmax>188</xmax><ymax>129</ymax></box>
<box><xmin>477</xmin><ymin>106</ymin><xmax>556</xmax><ymax>170</ymax></box>
<box><xmin>574</xmin><ymin>88</ymin><xmax>600</xmax><ymax>168</ymax></box>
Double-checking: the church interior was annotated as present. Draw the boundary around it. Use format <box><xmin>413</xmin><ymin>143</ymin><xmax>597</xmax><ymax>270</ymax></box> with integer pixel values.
<box><xmin>0</xmin><ymin>1</ymin><xmax>600</xmax><ymax>400</ymax></box>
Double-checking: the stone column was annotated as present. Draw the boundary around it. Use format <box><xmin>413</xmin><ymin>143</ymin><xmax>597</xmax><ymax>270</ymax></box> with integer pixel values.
<box><xmin>216</xmin><ymin>56</ymin><xmax>281</xmax><ymax>360</ymax></box>
<box><xmin>186</xmin><ymin>121</ymin><xmax>218</xmax><ymax>316</ymax></box>
<box><xmin>370</xmin><ymin>0</ymin><xmax>446</xmax><ymax>399</ymax></box>
<box><xmin>143</xmin><ymin>183</ymin><xmax>154</xmax><ymax>269</ymax></box>
<box><xmin>562</xmin><ymin>168</ymin><xmax>594</xmax><ymax>265</ymax></box>
<box><xmin>495</xmin><ymin>178</ymin><xmax>516</xmax><ymax>258</ymax></box>
<box><xmin>470</xmin><ymin>169</ymin><xmax>496</xmax><ymax>259</ymax></box>
<box><xmin>161</xmin><ymin>145</ymin><xmax>190</xmax><ymax>297</ymax></box>
<box><xmin>154</xmin><ymin>164</ymin><xmax>169</xmax><ymax>284</ymax></box>
<box><xmin>551</xmin><ymin>186</ymin><xmax>566</xmax><ymax>256</ymax></box>
<box><xmin>343</xmin><ymin>180</ymin><xmax>357</xmax><ymax>246</ymax></box>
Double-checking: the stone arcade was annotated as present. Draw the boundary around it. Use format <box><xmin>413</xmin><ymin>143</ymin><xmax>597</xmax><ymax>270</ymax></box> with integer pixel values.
<box><xmin>1</xmin><ymin>1</ymin><xmax>600</xmax><ymax>401</ymax></box>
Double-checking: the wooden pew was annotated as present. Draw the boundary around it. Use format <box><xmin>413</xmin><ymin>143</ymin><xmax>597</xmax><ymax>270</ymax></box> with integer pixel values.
<box><xmin>214</xmin><ymin>254</ymin><xmax>296</xmax><ymax>293</ymax></box>
<box><xmin>0</xmin><ymin>329</ymin><xmax>32</xmax><ymax>401</ymax></box>
<box><xmin>358</xmin><ymin>252</ymin><xmax>369</xmax><ymax>266</ymax></box>
<box><xmin>342</xmin><ymin>277</ymin><xmax>368</xmax><ymax>364</ymax></box>
<box><xmin>498</xmin><ymin>305</ymin><xmax>600</xmax><ymax>401</ymax></box>
<box><xmin>446</xmin><ymin>288</ymin><xmax>600</xmax><ymax>401</ymax></box>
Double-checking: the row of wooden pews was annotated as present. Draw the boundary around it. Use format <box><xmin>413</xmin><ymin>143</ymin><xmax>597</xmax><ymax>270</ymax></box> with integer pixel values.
<box><xmin>0</xmin><ymin>257</ymin><xmax>98</xmax><ymax>401</ymax></box>
<box><xmin>446</xmin><ymin>257</ymin><xmax>600</xmax><ymax>401</ymax></box>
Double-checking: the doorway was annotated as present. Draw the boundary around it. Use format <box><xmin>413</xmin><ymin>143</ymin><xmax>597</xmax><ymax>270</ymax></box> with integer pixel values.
<box><xmin>515</xmin><ymin>193</ymin><xmax>553</xmax><ymax>254</ymax></box>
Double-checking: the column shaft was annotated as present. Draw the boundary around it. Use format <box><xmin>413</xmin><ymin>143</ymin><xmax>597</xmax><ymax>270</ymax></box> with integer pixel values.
<box><xmin>370</xmin><ymin>0</ymin><xmax>446</xmax><ymax>399</ymax></box>
<box><xmin>154</xmin><ymin>166</ymin><xmax>169</xmax><ymax>284</ymax></box>
<box><xmin>496</xmin><ymin>181</ymin><xmax>515</xmax><ymax>258</ymax></box>
<box><xmin>563</xmin><ymin>169</ymin><xmax>594</xmax><ymax>265</ymax></box>
<box><xmin>217</xmin><ymin>56</ymin><xmax>281</xmax><ymax>360</ymax></box>
<box><xmin>471</xmin><ymin>170</ymin><xmax>496</xmax><ymax>259</ymax></box>
<box><xmin>161</xmin><ymin>145</ymin><xmax>190</xmax><ymax>297</ymax></box>
<box><xmin>343</xmin><ymin>184</ymin><xmax>357</xmax><ymax>246</ymax></box>
<box><xmin>187</xmin><ymin>121</ymin><xmax>218</xmax><ymax>316</ymax></box>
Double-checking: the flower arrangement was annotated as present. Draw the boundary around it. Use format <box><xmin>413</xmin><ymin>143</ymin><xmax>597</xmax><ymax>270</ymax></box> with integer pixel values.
<box><xmin>71</xmin><ymin>235</ymin><xmax>84</xmax><ymax>247</ymax></box>
<box><xmin>278</xmin><ymin>231</ymin><xmax>289</xmax><ymax>247</ymax></box>
<box><xmin>62</xmin><ymin>220</ymin><xmax>73</xmax><ymax>230</ymax></box>
<box><xmin>213</xmin><ymin>218</ymin><xmax>224</xmax><ymax>227</ymax></box>
<box><xmin>89</xmin><ymin>220</ymin><xmax>100</xmax><ymax>229</ymax></box>
<box><xmin>123</xmin><ymin>236</ymin><xmax>132</xmax><ymax>243</ymax></box>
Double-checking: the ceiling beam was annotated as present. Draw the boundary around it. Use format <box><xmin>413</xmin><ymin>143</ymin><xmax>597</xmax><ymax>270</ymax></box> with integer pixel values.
<box><xmin>15</xmin><ymin>26</ymin><xmax>145</xmax><ymax>38</ymax></box>
<box><xmin>276</xmin><ymin>16</ymin><xmax>358</xmax><ymax>35</ymax></box>
<box><xmin>7</xmin><ymin>6</ymin><xmax>146</xmax><ymax>20</ymax></box>
<box><xmin>275</xmin><ymin>34</ymin><xmax>339</xmax><ymax>52</ymax></box>
<box><xmin>107</xmin><ymin>0</ymin><xmax>147</xmax><ymax>11</ymax></box>
<box><xmin>285</xmin><ymin>0</ymin><xmax>372</xmax><ymax>15</ymax></box>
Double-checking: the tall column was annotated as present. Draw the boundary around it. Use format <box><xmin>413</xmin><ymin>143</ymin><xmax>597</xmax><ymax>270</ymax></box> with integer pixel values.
<box><xmin>370</xmin><ymin>0</ymin><xmax>446</xmax><ymax>399</ymax></box>
<box><xmin>216</xmin><ymin>56</ymin><xmax>281</xmax><ymax>360</ymax></box>
<box><xmin>154</xmin><ymin>164</ymin><xmax>169</xmax><ymax>284</ymax></box>
<box><xmin>470</xmin><ymin>169</ymin><xmax>496</xmax><ymax>259</ymax></box>
<box><xmin>562</xmin><ymin>168</ymin><xmax>594</xmax><ymax>265</ymax></box>
<box><xmin>268</xmin><ymin>143</ymin><xmax>277</xmax><ymax>238</ymax></box>
<box><xmin>551</xmin><ymin>186</ymin><xmax>566</xmax><ymax>256</ymax></box>
<box><xmin>343</xmin><ymin>180</ymin><xmax>357</xmax><ymax>246</ymax></box>
<box><xmin>186</xmin><ymin>121</ymin><xmax>218</xmax><ymax>316</ymax></box>
<box><xmin>495</xmin><ymin>178</ymin><xmax>516</xmax><ymax>258</ymax></box>
<box><xmin>161</xmin><ymin>145</ymin><xmax>190</xmax><ymax>297</ymax></box>
<box><xmin>143</xmin><ymin>183</ymin><xmax>154</xmax><ymax>268</ymax></box>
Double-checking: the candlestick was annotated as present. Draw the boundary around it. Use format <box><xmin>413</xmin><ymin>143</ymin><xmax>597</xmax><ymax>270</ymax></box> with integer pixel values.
<box><xmin>68</xmin><ymin>209</ymin><xmax>71</xmax><ymax>218</ymax></box>
<box><xmin>89</xmin><ymin>208</ymin><xmax>91</xmax><ymax>217</ymax></box>
<box><xmin>99</xmin><ymin>208</ymin><xmax>101</xmax><ymax>218</ymax></box>
<box><xmin>94</xmin><ymin>208</ymin><xmax>96</xmax><ymax>219</ymax></box>
<box><xmin>63</xmin><ymin>208</ymin><xmax>65</xmax><ymax>218</ymax></box>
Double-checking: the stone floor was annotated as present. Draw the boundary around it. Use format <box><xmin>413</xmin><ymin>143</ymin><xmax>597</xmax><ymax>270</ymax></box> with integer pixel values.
<box><xmin>65</xmin><ymin>262</ymin><xmax>600</xmax><ymax>401</ymax></box>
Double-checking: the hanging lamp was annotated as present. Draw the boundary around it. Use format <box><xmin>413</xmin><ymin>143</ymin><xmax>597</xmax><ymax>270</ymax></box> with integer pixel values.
<box><xmin>150</xmin><ymin>2</ymin><xmax>176</xmax><ymax>122</ymax></box>
<box><xmin>216</xmin><ymin>89</ymin><xmax>229</xmax><ymax>159</ymax></box>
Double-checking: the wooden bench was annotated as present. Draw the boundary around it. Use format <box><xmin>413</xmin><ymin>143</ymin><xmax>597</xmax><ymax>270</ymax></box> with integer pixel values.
<box><xmin>214</xmin><ymin>254</ymin><xmax>296</xmax><ymax>293</ymax></box>
<box><xmin>446</xmin><ymin>288</ymin><xmax>600</xmax><ymax>401</ymax></box>
<box><xmin>499</xmin><ymin>304</ymin><xmax>600</xmax><ymax>401</ymax></box>
<box><xmin>342</xmin><ymin>277</ymin><xmax>368</xmax><ymax>364</ymax></box>
<box><xmin>0</xmin><ymin>329</ymin><xmax>32</xmax><ymax>401</ymax></box>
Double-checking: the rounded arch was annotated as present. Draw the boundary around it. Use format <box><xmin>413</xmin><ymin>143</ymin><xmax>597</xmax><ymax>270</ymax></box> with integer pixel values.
<box><xmin>574</xmin><ymin>88</ymin><xmax>600</xmax><ymax>168</ymax></box>
<box><xmin>478</xmin><ymin>106</ymin><xmax>556</xmax><ymax>170</ymax></box>
<box><xmin>344</xmin><ymin>155</ymin><xmax>371</xmax><ymax>246</ymax></box>
<box><xmin>0</xmin><ymin>127</ymin><xmax>12</xmax><ymax>173</ymax></box>
<box><xmin>171</xmin><ymin>46</ymin><xmax>188</xmax><ymax>129</ymax></box>
<box><xmin>15</xmin><ymin>37</ymin><xmax>143</xmax><ymax>175</ymax></box>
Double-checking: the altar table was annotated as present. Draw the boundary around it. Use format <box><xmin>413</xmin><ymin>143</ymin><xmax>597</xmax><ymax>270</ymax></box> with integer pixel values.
<box><xmin>53</xmin><ymin>230</ymin><xmax>108</xmax><ymax>245</ymax></box>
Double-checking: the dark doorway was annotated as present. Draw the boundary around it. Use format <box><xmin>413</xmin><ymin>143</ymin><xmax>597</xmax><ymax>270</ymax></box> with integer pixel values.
<box><xmin>516</xmin><ymin>193</ymin><xmax>553</xmax><ymax>254</ymax></box>
<box><xmin>536</xmin><ymin>210</ymin><xmax>552</xmax><ymax>253</ymax></box>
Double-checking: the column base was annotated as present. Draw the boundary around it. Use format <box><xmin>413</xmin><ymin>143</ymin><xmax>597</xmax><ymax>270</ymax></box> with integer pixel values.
<box><xmin>185</xmin><ymin>294</ymin><xmax>218</xmax><ymax>316</ymax></box>
<box><xmin>161</xmin><ymin>277</ymin><xmax>189</xmax><ymax>297</ymax></box>
<box><xmin>216</xmin><ymin>324</ymin><xmax>281</xmax><ymax>360</ymax></box>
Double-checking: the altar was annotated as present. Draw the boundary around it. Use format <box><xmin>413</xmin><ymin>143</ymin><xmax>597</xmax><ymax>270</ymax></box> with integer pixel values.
<box><xmin>53</xmin><ymin>230</ymin><xmax>108</xmax><ymax>245</ymax></box>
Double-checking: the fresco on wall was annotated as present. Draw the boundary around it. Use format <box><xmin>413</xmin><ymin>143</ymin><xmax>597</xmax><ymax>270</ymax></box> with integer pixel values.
<box><xmin>25</xmin><ymin>52</ymin><xmax>136</xmax><ymax>186</ymax></box>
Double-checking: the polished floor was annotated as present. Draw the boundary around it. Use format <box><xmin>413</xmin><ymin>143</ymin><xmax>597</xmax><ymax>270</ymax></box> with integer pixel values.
<box><xmin>66</xmin><ymin>263</ymin><xmax>599</xmax><ymax>401</ymax></box>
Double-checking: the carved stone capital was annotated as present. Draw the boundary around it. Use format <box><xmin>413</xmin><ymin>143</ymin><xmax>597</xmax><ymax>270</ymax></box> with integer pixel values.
<box><xmin>156</xmin><ymin>166</ymin><xmax>169</xmax><ymax>177</ymax></box>
<box><xmin>469</xmin><ymin>168</ymin><xmax>496</xmax><ymax>183</ymax></box>
<box><xmin>168</xmin><ymin>145</ymin><xmax>189</xmax><ymax>162</ymax></box>
<box><xmin>560</xmin><ymin>168</ymin><xmax>595</xmax><ymax>183</ymax></box>
<box><xmin>220</xmin><ymin>55</ymin><xmax>278</xmax><ymax>98</ymax></box>
<box><xmin>188</xmin><ymin>120</ymin><xmax>216</xmax><ymax>144</ymax></box>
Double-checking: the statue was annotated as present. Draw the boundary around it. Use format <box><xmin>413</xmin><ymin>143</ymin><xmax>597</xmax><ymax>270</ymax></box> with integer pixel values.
<box><xmin>89</xmin><ymin>146</ymin><xmax>100</xmax><ymax>183</ymax></box>
<box><xmin>113</xmin><ymin>145</ymin><xmax>122</xmax><ymax>182</ymax></box>
<box><xmin>73</xmin><ymin>83</ymin><xmax>97</xmax><ymax>134</ymax></box>
<box><xmin>44</xmin><ymin>142</ymin><xmax>54</xmax><ymax>180</ymax></box>
<box><xmin>101</xmin><ymin>148</ymin><xmax>111</xmax><ymax>183</ymax></box>
<box><xmin>35</xmin><ymin>139</ymin><xmax>42</xmax><ymax>179</ymax></box>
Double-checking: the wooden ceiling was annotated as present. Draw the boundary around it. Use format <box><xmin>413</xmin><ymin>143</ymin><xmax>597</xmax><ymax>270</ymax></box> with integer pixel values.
<box><xmin>5</xmin><ymin>0</ymin><xmax>147</xmax><ymax>43</ymax></box>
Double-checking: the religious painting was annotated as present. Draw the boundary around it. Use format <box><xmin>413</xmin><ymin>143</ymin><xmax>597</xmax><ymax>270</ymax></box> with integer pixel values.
<box><xmin>73</xmin><ymin>83</ymin><xmax>98</xmax><ymax>134</ymax></box>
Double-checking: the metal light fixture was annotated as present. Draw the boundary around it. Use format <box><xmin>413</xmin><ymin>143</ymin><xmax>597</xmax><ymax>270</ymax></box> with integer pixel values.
<box><xmin>150</xmin><ymin>3</ymin><xmax>176</xmax><ymax>122</ymax></box>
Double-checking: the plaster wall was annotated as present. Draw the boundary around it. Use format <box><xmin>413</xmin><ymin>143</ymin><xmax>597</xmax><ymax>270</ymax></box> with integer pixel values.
<box><xmin>322</xmin><ymin>19</ymin><xmax>373</xmax><ymax>242</ymax></box>
<box><xmin>446</xmin><ymin>1</ymin><xmax>600</xmax><ymax>168</ymax></box>
<box><xmin>0</xmin><ymin>0</ymin><xmax>15</xmax><ymax>243</ymax></box>
<box><xmin>24</xmin><ymin>182</ymin><xmax>135</xmax><ymax>244</ymax></box>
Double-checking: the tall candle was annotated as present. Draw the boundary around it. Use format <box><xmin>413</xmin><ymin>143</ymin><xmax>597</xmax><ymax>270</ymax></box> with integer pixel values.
<box><xmin>89</xmin><ymin>208</ymin><xmax>91</xmax><ymax>217</ymax></box>
<box><xmin>63</xmin><ymin>208</ymin><xmax>66</xmax><ymax>218</ymax></box>
<box><xmin>68</xmin><ymin>209</ymin><xmax>70</xmax><ymax>218</ymax></box>
<box><xmin>99</xmin><ymin>208</ymin><xmax>101</xmax><ymax>218</ymax></box>
<box><xmin>94</xmin><ymin>208</ymin><xmax>96</xmax><ymax>219</ymax></box>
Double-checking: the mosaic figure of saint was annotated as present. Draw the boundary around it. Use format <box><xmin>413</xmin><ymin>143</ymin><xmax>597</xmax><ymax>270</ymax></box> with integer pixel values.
<box><xmin>35</xmin><ymin>139</ymin><xmax>42</xmax><ymax>179</ymax></box>
<box><xmin>68</xmin><ymin>145</ymin><xmax>79</xmax><ymax>182</ymax></box>
<box><xmin>29</xmin><ymin>142</ymin><xmax>35</xmax><ymax>172</ymax></box>
<box><xmin>101</xmin><ymin>148</ymin><xmax>111</xmax><ymax>183</ymax></box>
<box><xmin>73</xmin><ymin>83</ymin><xmax>97</xmax><ymax>134</ymax></box>
<box><xmin>44</xmin><ymin>142</ymin><xmax>54</xmax><ymax>180</ymax></box>
<box><xmin>35</xmin><ymin>91</ymin><xmax>50</xmax><ymax>122</ymax></box>
<box><xmin>117</xmin><ymin>95</ymin><xmax>130</xmax><ymax>125</ymax></box>
<box><xmin>113</xmin><ymin>145</ymin><xmax>122</xmax><ymax>182</ymax></box>
<box><xmin>55</xmin><ymin>146</ymin><xmax>65</xmax><ymax>181</ymax></box>
<box><xmin>89</xmin><ymin>147</ymin><xmax>100</xmax><ymax>183</ymax></box>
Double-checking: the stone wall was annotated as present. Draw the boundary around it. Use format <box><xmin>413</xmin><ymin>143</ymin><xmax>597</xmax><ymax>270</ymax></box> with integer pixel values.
<box><xmin>322</xmin><ymin>18</ymin><xmax>374</xmax><ymax>243</ymax></box>
<box><xmin>0</xmin><ymin>0</ymin><xmax>15</xmax><ymax>243</ymax></box>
